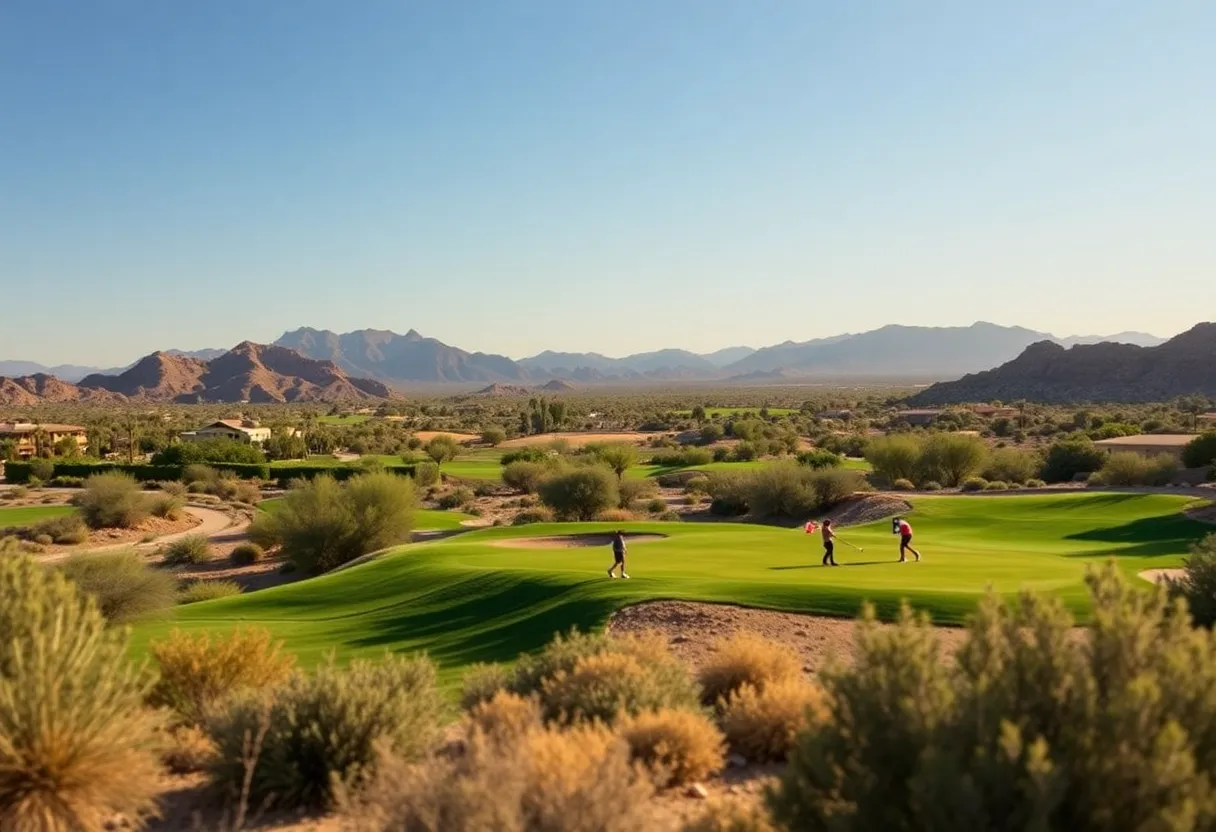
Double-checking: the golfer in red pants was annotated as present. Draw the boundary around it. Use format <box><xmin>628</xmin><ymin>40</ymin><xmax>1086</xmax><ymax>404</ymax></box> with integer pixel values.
<box><xmin>895</xmin><ymin>518</ymin><xmax>921</xmax><ymax>562</ymax></box>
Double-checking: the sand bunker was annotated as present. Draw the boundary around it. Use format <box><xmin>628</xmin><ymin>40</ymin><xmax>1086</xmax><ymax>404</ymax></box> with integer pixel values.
<box><xmin>491</xmin><ymin>532</ymin><xmax>669</xmax><ymax>549</ymax></box>
<box><xmin>1140</xmin><ymin>568</ymin><xmax>1185</xmax><ymax>585</ymax></box>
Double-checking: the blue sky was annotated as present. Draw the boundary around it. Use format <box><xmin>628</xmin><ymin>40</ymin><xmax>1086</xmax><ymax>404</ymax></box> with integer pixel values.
<box><xmin>2</xmin><ymin>1</ymin><xmax>1213</xmax><ymax>366</ymax></box>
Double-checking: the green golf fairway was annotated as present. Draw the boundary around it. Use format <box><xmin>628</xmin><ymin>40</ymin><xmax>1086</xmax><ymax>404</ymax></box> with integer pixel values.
<box><xmin>0</xmin><ymin>505</ymin><xmax>75</xmax><ymax>528</ymax></box>
<box><xmin>129</xmin><ymin>492</ymin><xmax>1208</xmax><ymax>686</ymax></box>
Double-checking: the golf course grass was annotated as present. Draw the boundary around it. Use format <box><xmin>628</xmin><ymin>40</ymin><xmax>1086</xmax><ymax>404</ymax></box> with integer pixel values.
<box><xmin>129</xmin><ymin>492</ymin><xmax>1210</xmax><ymax>687</ymax></box>
<box><xmin>0</xmin><ymin>504</ymin><xmax>75</xmax><ymax>529</ymax></box>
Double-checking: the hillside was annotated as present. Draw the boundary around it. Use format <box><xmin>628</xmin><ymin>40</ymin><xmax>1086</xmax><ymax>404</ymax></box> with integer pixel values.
<box><xmin>519</xmin><ymin>348</ymin><xmax>719</xmax><ymax>378</ymax></box>
<box><xmin>0</xmin><ymin>374</ymin><xmax>127</xmax><ymax>406</ymax></box>
<box><xmin>276</xmin><ymin>327</ymin><xmax>527</xmax><ymax>383</ymax></box>
<box><xmin>75</xmin><ymin>343</ymin><xmax>399</xmax><ymax>403</ymax></box>
<box><xmin>909</xmin><ymin>323</ymin><xmax>1216</xmax><ymax>404</ymax></box>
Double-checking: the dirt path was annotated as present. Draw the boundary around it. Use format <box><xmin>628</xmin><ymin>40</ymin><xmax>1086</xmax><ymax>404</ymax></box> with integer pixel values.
<box><xmin>39</xmin><ymin>506</ymin><xmax>243</xmax><ymax>564</ymax></box>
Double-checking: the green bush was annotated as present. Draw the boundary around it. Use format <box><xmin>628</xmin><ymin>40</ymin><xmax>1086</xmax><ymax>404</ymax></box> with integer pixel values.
<box><xmin>178</xmin><ymin>580</ymin><xmax>242</xmax><ymax>604</ymax></box>
<box><xmin>983</xmin><ymin>480</ymin><xmax>1009</xmax><ymax>491</ymax></box>
<box><xmin>921</xmin><ymin>480</ymin><xmax>943</xmax><ymax>491</ymax></box>
<box><xmin>0</xmin><ymin>556</ymin><xmax>161</xmax><ymax>829</ymax></box>
<box><xmin>206</xmin><ymin>653</ymin><xmax>444</xmax><ymax>810</ymax></box>
<box><xmin>769</xmin><ymin>565</ymin><xmax>1216</xmax><ymax>830</ymax></box>
<box><xmin>75</xmin><ymin>471</ymin><xmax>149</xmax><ymax>529</ymax></box>
<box><xmin>47</xmin><ymin>475</ymin><xmax>86</xmax><ymax>488</ymax></box>
<box><xmin>230</xmin><ymin>542</ymin><xmax>265</xmax><ymax>565</ymax></box>
<box><xmin>480</xmin><ymin>426</ymin><xmax>507</xmax><ymax>447</ymax></box>
<box><xmin>512</xmin><ymin>507</ymin><xmax>555</xmax><ymax>525</ymax></box>
<box><xmin>981</xmin><ymin>447</ymin><xmax>1038</xmax><ymax>485</ymax></box>
<box><xmin>891</xmin><ymin>478</ymin><xmax>916</xmax><ymax>491</ymax></box>
<box><xmin>1099</xmin><ymin>451</ymin><xmax>1179</xmax><ymax>486</ymax></box>
<box><xmin>460</xmin><ymin>662</ymin><xmax>514</xmax><ymax>711</ymax></box>
<box><xmin>538</xmin><ymin>466</ymin><xmax>619</xmax><ymax>521</ymax></box>
<box><xmin>148</xmin><ymin>492</ymin><xmax>185</xmax><ymax>520</ymax></box>
<box><xmin>587</xmin><ymin>442</ymin><xmax>639</xmax><ymax>479</ymax></box>
<box><xmin>413</xmin><ymin>461</ymin><xmax>440</xmax><ymax>487</ymax></box>
<box><xmin>1025</xmin><ymin>478</ymin><xmax>1046</xmax><ymax>488</ymax></box>
<box><xmin>651</xmin><ymin>447</ymin><xmax>713</xmax><ymax>468</ymax></box>
<box><xmin>503</xmin><ymin>460</ymin><xmax>548</xmax><ymax>494</ymax></box>
<box><xmin>159</xmin><ymin>479</ymin><xmax>188</xmax><ymax>498</ymax></box>
<box><xmin>646</xmin><ymin>498</ymin><xmax>668</xmax><ymax>514</ymax></box>
<box><xmin>1041</xmin><ymin>437</ymin><xmax>1107</xmax><ymax>483</ymax></box>
<box><xmin>249</xmin><ymin>472</ymin><xmax>417</xmax><ymax>573</ymax></box>
<box><xmin>29</xmin><ymin>458</ymin><xmax>55</xmax><ymax>481</ymax></box>
<box><xmin>182</xmin><ymin>463</ymin><xmax>216</xmax><ymax>485</ymax></box>
<box><xmin>797</xmin><ymin>449</ymin><xmax>843</xmax><ymax>470</ymax></box>
<box><xmin>617</xmin><ymin>478</ymin><xmax>657</xmax><ymax>509</ymax></box>
<box><xmin>864</xmin><ymin>434</ymin><xmax>921</xmax><ymax>483</ymax></box>
<box><xmin>707</xmin><ymin>472</ymin><xmax>750</xmax><ymax>516</ymax></box>
<box><xmin>500</xmin><ymin>446</ymin><xmax>553</xmax><ymax>465</ymax></box>
<box><xmin>29</xmin><ymin>513</ymin><xmax>88</xmax><ymax>545</ymax></box>
<box><xmin>59</xmin><ymin>550</ymin><xmax>179</xmax><ymax>624</ymax></box>
<box><xmin>163</xmin><ymin>533</ymin><xmax>211</xmax><ymax>565</ymax></box>
<box><xmin>960</xmin><ymin>476</ymin><xmax>988</xmax><ymax>492</ymax></box>
<box><xmin>918</xmin><ymin>433</ymin><xmax>988</xmax><ymax>488</ymax></box>
<box><xmin>153</xmin><ymin>438</ymin><xmax>265</xmax><ymax>466</ymax></box>
<box><xmin>1183</xmin><ymin>433</ymin><xmax>1216</xmax><ymax>469</ymax></box>
<box><xmin>1167</xmin><ymin>532</ymin><xmax>1216</xmax><ymax>628</ymax></box>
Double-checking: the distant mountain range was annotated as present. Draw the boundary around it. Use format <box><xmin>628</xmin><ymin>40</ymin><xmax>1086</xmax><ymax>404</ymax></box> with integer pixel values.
<box><xmin>909</xmin><ymin>323</ymin><xmax>1215</xmax><ymax>404</ymax></box>
<box><xmin>0</xmin><ymin>343</ymin><xmax>398</xmax><ymax>405</ymax></box>
<box><xmin>1</xmin><ymin>324</ymin><xmax>1171</xmax><ymax>391</ymax></box>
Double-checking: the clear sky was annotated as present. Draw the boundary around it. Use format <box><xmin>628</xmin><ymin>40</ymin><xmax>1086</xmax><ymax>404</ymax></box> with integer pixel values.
<box><xmin>2</xmin><ymin>1</ymin><xmax>1213</xmax><ymax>366</ymax></box>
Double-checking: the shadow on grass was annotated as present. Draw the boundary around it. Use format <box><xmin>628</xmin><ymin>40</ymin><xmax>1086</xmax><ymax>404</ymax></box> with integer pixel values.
<box><xmin>1064</xmin><ymin>513</ymin><xmax>1206</xmax><ymax>559</ymax></box>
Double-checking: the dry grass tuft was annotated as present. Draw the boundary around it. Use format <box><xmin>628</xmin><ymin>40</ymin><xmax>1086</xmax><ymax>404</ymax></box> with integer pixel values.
<box><xmin>616</xmin><ymin>707</ymin><xmax>726</xmax><ymax>787</ymax></box>
<box><xmin>460</xmin><ymin>662</ymin><xmax>512</xmax><ymax>711</ymax></box>
<box><xmin>698</xmin><ymin>631</ymin><xmax>803</xmax><ymax>708</ymax></box>
<box><xmin>148</xmin><ymin>627</ymin><xmax>295</xmax><ymax>725</ymax></box>
<box><xmin>682</xmin><ymin>800</ymin><xmax>782</xmax><ymax>832</ymax></box>
<box><xmin>161</xmin><ymin>723</ymin><xmax>218</xmax><ymax>774</ymax></box>
<box><xmin>468</xmin><ymin>691</ymin><xmax>543</xmax><ymax>743</ymax></box>
<box><xmin>720</xmin><ymin>677</ymin><xmax>827</xmax><ymax>763</ymax></box>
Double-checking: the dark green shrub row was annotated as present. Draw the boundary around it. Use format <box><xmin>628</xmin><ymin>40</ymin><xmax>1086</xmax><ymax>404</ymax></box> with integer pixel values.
<box><xmin>5</xmin><ymin>460</ymin><xmax>416</xmax><ymax>487</ymax></box>
<box><xmin>272</xmin><ymin>464</ymin><xmax>416</xmax><ymax>489</ymax></box>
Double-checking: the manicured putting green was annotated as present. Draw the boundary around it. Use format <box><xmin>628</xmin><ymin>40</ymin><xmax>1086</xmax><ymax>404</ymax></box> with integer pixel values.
<box><xmin>0</xmin><ymin>505</ymin><xmax>75</xmax><ymax>529</ymax></box>
<box><xmin>129</xmin><ymin>493</ymin><xmax>1208</xmax><ymax>686</ymax></box>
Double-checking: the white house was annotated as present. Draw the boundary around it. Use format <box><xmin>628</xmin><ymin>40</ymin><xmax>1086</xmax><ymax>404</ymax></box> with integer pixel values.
<box><xmin>181</xmin><ymin>419</ymin><xmax>272</xmax><ymax>445</ymax></box>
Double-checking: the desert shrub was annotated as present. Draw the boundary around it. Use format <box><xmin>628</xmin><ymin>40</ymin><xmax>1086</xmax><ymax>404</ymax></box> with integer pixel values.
<box><xmin>595</xmin><ymin>508</ymin><xmax>634</xmax><ymax>523</ymax></box>
<box><xmin>480</xmin><ymin>426</ymin><xmax>507</xmax><ymax>447</ymax></box>
<box><xmin>890</xmin><ymin>477</ymin><xmax>916</xmax><ymax>491</ymax></box>
<box><xmin>468</xmin><ymin>690</ymin><xmax>543</xmax><ymax>743</ymax></box>
<box><xmin>182</xmin><ymin>463</ymin><xmax>217</xmax><ymax>486</ymax></box>
<box><xmin>722</xmin><ymin>677</ymin><xmax>826</xmax><ymax>763</ymax></box>
<box><xmin>812</xmin><ymin>468</ymin><xmax>865</xmax><ymax>507</ymax></box>
<box><xmin>797</xmin><ymin>449</ymin><xmax>843</xmax><ymax>470</ymax></box>
<box><xmin>652</xmin><ymin>447</ymin><xmax>713</xmax><ymax>468</ymax></box>
<box><xmin>960</xmin><ymin>476</ymin><xmax>988</xmax><ymax>492</ymax></box>
<box><xmin>148</xmin><ymin>492</ymin><xmax>185</xmax><ymax>520</ymax></box>
<box><xmin>707</xmin><ymin>472</ymin><xmax>750</xmax><ymax>516</ymax></box>
<box><xmin>1099</xmin><ymin>451</ymin><xmax>1179</xmax><ymax>486</ymax></box>
<box><xmin>698</xmin><ymin>631</ymin><xmax>803</xmax><ymax>708</ymax></box>
<box><xmin>616</xmin><ymin>708</ymin><xmax>726</xmax><ymax>787</ymax></box>
<box><xmin>510</xmin><ymin>630</ymin><xmax>698</xmax><ymax>723</ymax></box>
<box><xmin>503</xmin><ymin>461</ymin><xmax>548</xmax><ymax>494</ymax></box>
<box><xmin>983</xmin><ymin>480</ymin><xmax>1009</xmax><ymax>491</ymax></box>
<box><xmin>918</xmin><ymin>433</ymin><xmax>988</xmax><ymax>488</ymax></box>
<box><xmin>980</xmin><ymin>447</ymin><xmax>1037</xmax><ymax>485</ymax></box>
<box><xmin>30</xmin><ymin>513</ymin><xmax>88</xmax><ymax>544</ymax></box>
<box><xmin>186</xmin><ymin>480</ymin><xmax>207</xmax><ymax>494</ymax></box>
<box><xmin>743</xmin><ymin>462</ymin><xmax>820</xmax><ymax>519</ymax></box>
<box><xmin>921</xmin><ymin>480</ymin><xmax>943</xmax><ymax>491</ymax></box>
<box><xmin>864</xmin><ymin>434</ymin><xmax>921</xmax><ymax>483</ymax></box>
<box><xmin>646</xmin><ymin>498</ymin><xmax>668</xmax><ymax>514</ymax></box>
<box><xmin>59</xmin><ymin>549</ymin><xmax>178</xmax><ymax>624</ymax></box>
<box><xmin>230</xmin><ymin>481</ymin><xmax>262</xmax><ymax>505</ymax></box>
<box><xmin>149</xmin><ymin>627</ymin><xmax>295</xmax><ymax>725</ymax></box>
<box><xmin>178</xmin><ymin>580</ymin><xmax>242</xmax><ymax>604</ymax></box>
<box><xmin>159</xmin><ymin>479</ymin><xmax>188</xmax><ymax>498</ymax></box>
<box><xmin>685</xmin><ymin>475</ymin><xmax>712</xmax><ymax>494</ymax></box>
<box><xmin>618</xmin><ymin>477</ymin><xmax>657</xmax><ymax>509</ymax></box>
<box><xmin>2</xmin><ymin>486</ymin><xmax>26</xmax><ymax>500</ymax></box>
<box><xmin>769</xmin><ymin>565</ymin><xmax>1216</xmax><ymax>830</ymax></box>
<box><xmin>413</xmin><ymin>461</ymin><xmax>440</xmax><ymax>487</ymax></box>
<box><xmin>0</xmin><ymin>555</ymin><xmax>161</xmax><ymax>829</ymax></box>
<box><xmin>1040</xmin><ymin>437</ymin><xmax>1107</xmax><ymax>483</ymax></box>
<box><xmin>1183</xmin><ymin>432</ymin><xmax>1216</xmax><ymax>469</ymax></box>
<box><xmin>658</xmin><ymin>510</ymin><xmax>683</xmax><ymax>522</ymax></box>
<box><xmin>587</xmin><ymin>442</ymin><xmax>639</xmax><ymax>479</ymax></box>
<box><xmin>1025</xmin><ymin>477</ymin><xmax>1046</xmax><ymax>488</ymax></box>
<box><xmin>154</xmin><ymin>438</ymin><xmax>265</xmax><ymax>466</ymax></box>
<box><xmin>538</xmin><ymin>466</ymin><xmax>619</xmax><ymax>521</ymax></box>
<box><xmin>162</xmin><ymin>724</ymin><xmax>217</xmax><ymax>774</ymax></box>
<box><xmin>512</xmin><ymin>507</ymin><xmax>555</xmax><ymax>525</ymax></box>
<box><xmin>26</xmin><ymin>458</ymin><xmax>54</xmax><ymax>481</ymax></box>
<box><xmin>248</xmin><ymin>472</ymin><xmax>416</xmax><ymax>573</ymax></box>
<box><xmin>712</xmin><ymin>446</ymin><xmax>730</xmax><ymax>462</ymax></box>
<box><xmin>438</xmin><ymin>487</ymin><xmax>474</xmax><ymax>509</ymax></box>
<box><xmin>163</xmin><ymin>533</ymin><xmax>211</xmax><ymax>565</ymax></box>
<box><xmin>207</xmin><ymin>652</ymin><xmax>444</xmax><ymax>810</ymax></box>
<box><xmin>683</xmin><ymin>801</ymin><xmax>782</xmax><ymax>832</ymax></box>
<box><xmin>460</xmin><ymin>662</ymin><xmax>514</xmax><ymax>710</ymax></box>
<box><xmin>47</xmin><ymin>475</ymin><xmax>86</xmax><ymax>488</ymax></box>
<box><xmin>75</xmin><ymin>471</ymin><xmax>149</xmax><ymax>529</ymax></box>
<box><xmin>230</xmin><ymin>542</ymin><xmax>265</xmax><ymax>565</ymax></box>
<box><xmin>344</xmin><ymin>720</ymin><xmax>654</xmax><ymax>832</ymax></box>
<box><xmin>500</xmin><ymin>446</ymin><xmax>553</xmax><ymax>465</ymax></box>
<box><xmin>1167</xmin><ymin>532</ymin><xmax>1216</xmax><ymax>628</ymax></box>
<box><xmin>33</xmin><ymin>533</ymin><xmax>53</xmax><ymax>546</ymax></box>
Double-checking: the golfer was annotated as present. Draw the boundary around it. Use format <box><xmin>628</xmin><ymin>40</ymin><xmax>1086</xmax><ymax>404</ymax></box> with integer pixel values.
<box><xmin>895</xmin><ymin>517</ymin><xmax>921</xmax><ymax>563</ymax></box>
<box><xmin>821</xmin><ymin>519</ymin><xmax>839</xmax><ymax>567</ymax></box>
<box><xmin>607</xmin><ymin>530</ymin><xmax>630</xmax><ymax>579</ymax></box>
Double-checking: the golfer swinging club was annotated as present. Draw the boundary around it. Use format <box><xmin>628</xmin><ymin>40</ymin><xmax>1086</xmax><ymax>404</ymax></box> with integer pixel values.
<box><xmin>607</xmin><ymin>530</ymin><xmax>630</xmax><ymax>579</ymax></box>
<box><xmin>821</xmin><ymin>519</ymin><xmax>839</xmax><ymax>566</ymax></box>
<box><xmin>893</xmin><ymin>517</ymin><xmax>921</xmax><ymax>562</ymax></box>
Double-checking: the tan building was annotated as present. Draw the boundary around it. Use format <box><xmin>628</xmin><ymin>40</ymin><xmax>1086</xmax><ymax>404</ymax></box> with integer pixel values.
<box><xmin>1093</xmin><ymin>434</ymin><xmax>1198</xmax><ymax>460</ymax></box>
<box><xmin>0</xmin><ymin>422</ymin><xmax>88</xmax><ymax>458</ymax></box>
<box><xmin>181</xmin><ymin>419</ymin><xmax>272</xmax><ymax>445</ymax></box>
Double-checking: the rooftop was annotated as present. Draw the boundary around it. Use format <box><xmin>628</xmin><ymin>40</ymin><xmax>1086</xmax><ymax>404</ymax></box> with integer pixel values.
<box><xmin>1094</xmin><ymin>434</ymin><xmax>1198</xmax><ymax>447</ymax></box>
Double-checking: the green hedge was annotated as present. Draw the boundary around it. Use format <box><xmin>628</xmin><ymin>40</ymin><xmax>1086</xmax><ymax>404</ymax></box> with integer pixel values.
<box><xmin>4</xmin><ymin>460</ymin><xmax>414</xmax><ymax>487</ymax></box>
<box><xmin>272</xmin><ymin>464</ymin><xmax>416</xmax><ymax>488</ymax></box>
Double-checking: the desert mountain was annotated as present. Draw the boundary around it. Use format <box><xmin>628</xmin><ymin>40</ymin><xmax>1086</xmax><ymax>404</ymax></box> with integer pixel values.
<box><xmin>722</xmin><ymin>324</ymin><xmax>1166</xmax><ymax>380</ymax></box>
<box><xmin>276</xmin><ymin>328</ymin><xmax>527</xmax><ymax>384</ymax></box>
<box><xmin>0</xmin><ymin>348</ymin><xmax>224</xmax><ymax>383</ymax></box>
<box><xmin>0</xmin><ymin>374</ymin><xmax>127</xmax><ymax>406</ymax></box>
<box><xmin>519</xmin><ymin>348</ymin><xmax>719</xmax><ymax>377</ymax></box>
<box><xmin>701</xmin><ymin>346</ymin><xmax>756</xmax><ymax>367</ymax></box>
<box><xmin>75</xmin><ymin>343</ymin><xmax>398</xmax><ymax>403</ymax></box>
<box><xmin>909</xmin><ymin>323</ymin><xmax>1216</xmax><ymax>404</ymax></box>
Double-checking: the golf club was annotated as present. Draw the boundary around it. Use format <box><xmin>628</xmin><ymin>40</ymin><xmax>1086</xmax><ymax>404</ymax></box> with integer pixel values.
<box><xmin>837</xmin><ymin>537</ymin><xmax>864</xmax><ymax>553</ymax></box>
